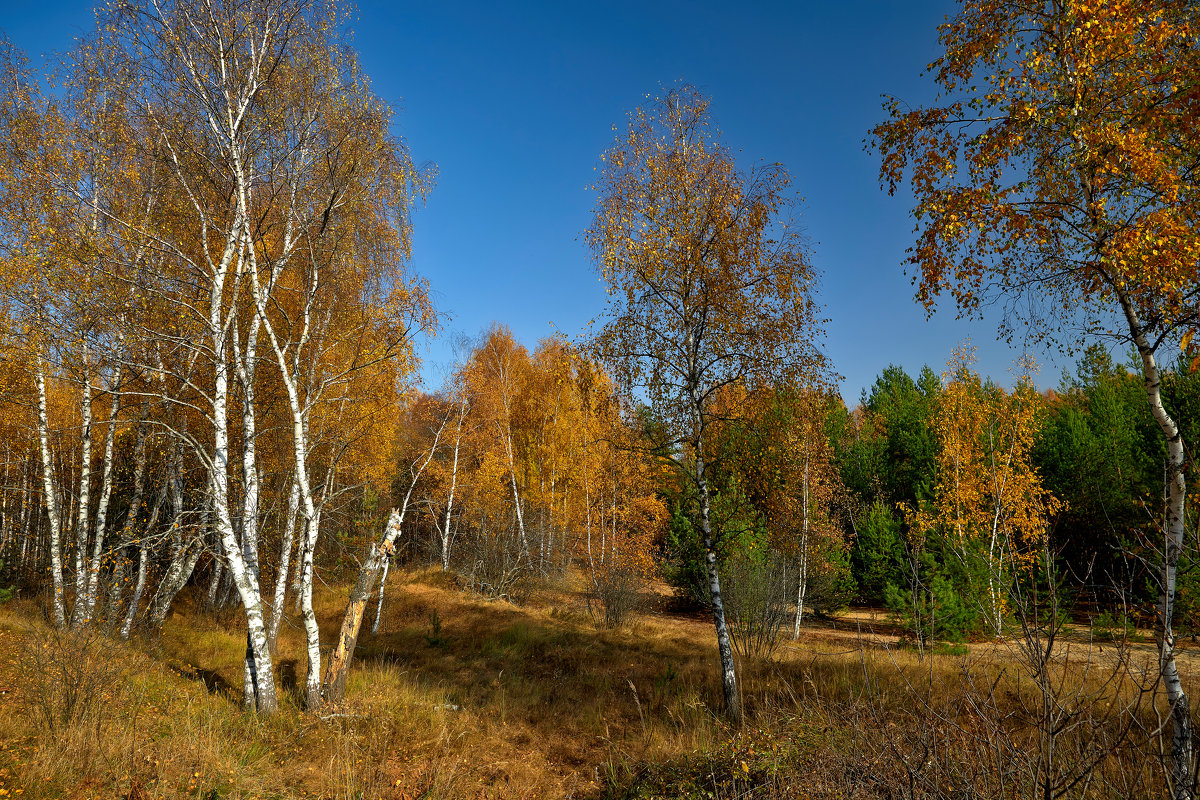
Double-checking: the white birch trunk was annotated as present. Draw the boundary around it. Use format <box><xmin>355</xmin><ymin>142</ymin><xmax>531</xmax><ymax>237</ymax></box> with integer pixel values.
<box><xmin>70</xmin><ymin>356</ymin><xmax>94</xmax><ymax>628</ymax></box>
<box><xmin>83</xmin><ymin>367</ymin><xmax>122</xmax><ymax>623</ymax></box>
<box><xmin>35</xmin><ymin>354</ymin><xmax>66</xmax><ymax>628</ymax></box>
<box><xmin>793</xmin><ymin>441</ymin><xmax>810</xmax><ymax>640</ymax></box>
<box><xmin>441</xmin><ymin>406</ymin><xmax>464</xmax><ymax>572</ymax></box>
<box><xmin>698</xmin><ymin>450</ymin><xmax>742</xmax><ymax>727</ymax></box>
<box><xmin>120</xmin><ymin>543</ymin><xmax>149</xmax><ymax>640</ymax></box>
<box><xmin>268</xmin><ymin>475</ymin><xmax>300</xmax><ymax>652</ymax></box>
<box><xmin>1116</xmin><ymin>288</ymin><xmax>1192</xmax><ymax>799</ymax></box>
<box><xmin>371</xmin><ymin>555</ymin><xmax>389</xmax><ymax>634</ymax></box>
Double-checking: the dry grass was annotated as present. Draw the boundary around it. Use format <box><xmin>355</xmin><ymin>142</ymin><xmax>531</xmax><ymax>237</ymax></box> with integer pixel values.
<box><xmin>0</xmin><ymin>569</ymin><xmax>1195</xmax><ymax>799</ymax></box>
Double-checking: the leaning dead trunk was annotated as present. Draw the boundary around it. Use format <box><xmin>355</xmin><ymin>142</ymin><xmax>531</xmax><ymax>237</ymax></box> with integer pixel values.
<box><xmin>320</xmin><ymin>410</ymin><xmax>447</xmax><ymax>705</ymax></box>
<box><xmin>322</xmin><ymin>510</ymin><xmax>402</xmax><ymax>704</ymax></box>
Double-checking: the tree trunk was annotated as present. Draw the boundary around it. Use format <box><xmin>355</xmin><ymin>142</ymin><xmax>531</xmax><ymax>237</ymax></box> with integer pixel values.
<box><xmin>84</xmin><ymin>368</ymin><xmax>122</xmax><ymax>624</ymax></box>
<box><xmin>372</xmin><ymin>555</ymin><xmax>390</xmax><ymax>634</ymax></box>
<box><xmin>70</xmin><ymin>357</ymin><xmax>94</xmax><ymax>628</ymax></box>
<box><xmin>697</xmin><ymin>453</ymin><xmax>741</xmax><ymax>727</ymax></box>
<box><xmin>268</xmin><ymin>476</ymin><xmax>300</xmax><ymax>653</ymax></box>
<box><xmin>319</xmin><ymin>406</ymin><xmax>447</xmax><ymax>706</ymax></box>
<box><xmin>323</xmin><ymin>510</ymin><xmax>402</xmax><ymax>704</ymax></box>
<box><xmin>120</xmin><ymin>543</ymin><xmax>149</xmax><ymax>639</ymax></box>
<box><xmin>107</xmin><ymin>416</ymin><xmax>149</xmax><ymax>625</ymax></box>
<box><xmin>212</xmin><ymin>342</ymin><xmax>278</xmax><ymax>713</ymax></box>
<box><xmin>1117</xmin><ymin>288</ymin><xmax>1192</xmax><ymax>800</ymax></box>
<box><xmin>441</xmin><ymin>407</ymin><xmax>464</xmax><ymax>572</ymax></box>
<box><xmin>205</xmin><ymin>555</ymin><xmax>223</xmax><ymax>607</ymax></box>
<box><xmin>35</xmin><ymin>354</ymin><xmax>66</xmax><ymax>628</ymax></box>
<box><xmin>793</xmin><ymin>441</ymin><xmax>810</xmax><ymax>639</ymax></box>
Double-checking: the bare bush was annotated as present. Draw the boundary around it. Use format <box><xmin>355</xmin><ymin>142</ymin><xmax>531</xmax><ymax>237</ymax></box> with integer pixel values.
<box><xmin>16</xmin><ymin>624</ymin><xmax>134</xmax><ymax>735</ymax></box>
<box><xmin>588</xmin><ymin>566</ymin><xmax>644</xmax><ymax>629</ymax></box>
<box><xmin>722</xmin><ymin>552</ymin><xmax>792</xmax><ymax>661</ymax></box>
<box><xmin>460</xmin><ymin>525</ymin><xmax>529</xmax><ymax>602</ymax></box>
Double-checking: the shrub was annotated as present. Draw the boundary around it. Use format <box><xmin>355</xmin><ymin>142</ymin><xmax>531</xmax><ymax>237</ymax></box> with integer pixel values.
<box><xmin>588</xmin><ymin>565</ymin><xmax>644</xmax><ymax>629</ymax></box>
<box><xmin>722</xmin><ymin>551</ymin><xmax>792</xmax><ymax>660</ymax></box>
<box><xmin>460</xmin><ymin>526</ymin><xmax>529</xmax><ymax>602</ymax></box>
<box><xmin>17</xmin><ymin>623</ymin><xmax>135</xmax><ymax>735</ymax></box>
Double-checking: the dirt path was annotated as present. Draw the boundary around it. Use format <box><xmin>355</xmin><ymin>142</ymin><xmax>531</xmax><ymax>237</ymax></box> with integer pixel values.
<box><xmin>640</xmin><ymin>584</ymin><xmax>1200</xmax><ymax>681</ymax></box>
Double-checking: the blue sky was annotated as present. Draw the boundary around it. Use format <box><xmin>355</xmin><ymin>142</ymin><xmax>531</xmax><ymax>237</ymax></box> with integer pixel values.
<box><xmin>2</xmin><ymin>0</ymin><xmax>1072</xmax><ymax>403</ymax></box>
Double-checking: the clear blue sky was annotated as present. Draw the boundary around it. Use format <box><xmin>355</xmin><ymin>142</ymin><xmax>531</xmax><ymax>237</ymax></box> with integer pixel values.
<box><xmin>2</xmin><ymin>0</ymin><xmax>1071</xmax><ymax>403</ymax></box>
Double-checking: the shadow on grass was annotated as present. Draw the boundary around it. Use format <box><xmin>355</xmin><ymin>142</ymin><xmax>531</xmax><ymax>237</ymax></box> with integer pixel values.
<box><xmin>168</xmin><ymin>661</ymin><xmax>236</xmax><ymax>699</ymax></box>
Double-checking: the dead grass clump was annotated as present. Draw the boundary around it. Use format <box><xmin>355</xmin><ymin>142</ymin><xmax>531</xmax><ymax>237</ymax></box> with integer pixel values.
<box><xmin>16</xmin><ymin>623</ymin><xmax>135</xmax><ymax>735</ymax></box>
<box><xmin>7</xmin><ymin>622</ymin><xmax>154</xmax><ymax>798</ymax></box>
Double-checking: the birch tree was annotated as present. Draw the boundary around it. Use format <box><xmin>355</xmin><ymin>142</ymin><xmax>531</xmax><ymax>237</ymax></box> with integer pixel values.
<box><xmin>873</xmin><ymin>2</ymin><xmax>1200</xmax><ymax>790</ymax></box>
<box><xmin>588</xmin><ymin>86</ymin><xmax>826</xmax><ymax>726</ymax></box>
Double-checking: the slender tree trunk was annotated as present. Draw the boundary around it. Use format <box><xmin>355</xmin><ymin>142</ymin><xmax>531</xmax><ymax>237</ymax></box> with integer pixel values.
<box><xmin>696</xmin><ymin>449</ymin><xmax>741</xmax><ymax>727</ymax></box>
<box><xmin>35</xmin><ymin>355</ymin><xmax>66</xmax><ymax>628</ymax></box>
<box><xmin>206</xmin><ymin>555</ymin><xmax>224</xmax><ymax>609</ymax></box>
<box><xmin>268</xmin><ymin>476</ymin><xmax>300</xmax><ymax>653</ymax></box>
<box><xmin>1116</xmin><ymin>289</ymin><xmax>1192</xmax><ymax>799</ymax></box>
<box><xmin>441</xmin><ymin>408</ymin><xmax>464</xmax><ymax>572</ymax></box>
<box><xmin>298</xmin><ymin>513</ymin><xmax>321</xmax><ymax>708</ymax></box>
<box><xmin>70</xmin><ymin>356</ymin><xmax>94</xmax><ymax>628</ymax></box>
<box><xmin>793</xmin><ymin>441</ymin><xmax>810</xmax><ymax>640</ymax></box>
<box><xmin>507</xmin><ymin>438</ymin><xmax>530</xmax><ymax>561</ymax></box>
<box><xmin>107</xmin><ymin>416</ymin><xmax>149</xmax><ymax>624</ymax></box>
<box><xmin>84</xmin><ymin>367</ymin><xmax>122</xmax><ymax>623</ymax></box>
<box><xmin>0</xmin><ymin>448</ymin><xmax>10</xmax><ymax>558</ymax></box>
<box><xmin>105</xmin><ymin>553</ymin><xmax>128</xmax><ymax>624</ymax></box>
<box><xmin>120</xmin><ymin>543</ymin><xmax>149</xmax><ymax>639</ymax></box>
<box><xmin>120</xmin><ymin>460</ymin><xmax>172</xmax><ymax>637</ymax></box>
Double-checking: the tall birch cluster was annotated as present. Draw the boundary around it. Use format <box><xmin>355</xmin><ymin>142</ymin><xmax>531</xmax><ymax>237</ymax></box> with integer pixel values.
<box><xmin>0</xmin><ymin>0</ymin><xmax>432</xmax><ymax>713</ymax></box>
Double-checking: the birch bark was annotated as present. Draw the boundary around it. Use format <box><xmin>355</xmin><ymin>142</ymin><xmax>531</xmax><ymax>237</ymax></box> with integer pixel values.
<box><xmin>1116</xmin><ymin>287</ymin><xmax>1192</xmax><ymax>799</ymax></box>
<box><xmin>35</xmin><ymin>354</ymin><xmax>66</xmax><ymax>628</ymax></box>
<box><xmin>83</xmin><ymin>365</ymin><xmax>122</xmax><ymax>623</ymax></box>
<box><xmin>70</xmin><ymin>351</ymin><xmax>94</xmax><ymax>628</ymax></box>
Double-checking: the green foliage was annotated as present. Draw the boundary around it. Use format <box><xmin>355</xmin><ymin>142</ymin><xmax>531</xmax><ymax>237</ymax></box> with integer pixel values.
<box><xmin>862</xmin><ymin>364</ymin><xmax>940</xmax><ymax>509</ymax></box>
<box><xmin>1090</xmin><ymin>609</ymin><xmax>1135</xmax><ymax>642</ymax></box>
<box><xmin>662</xmin><ymin>506</ymin><xmax>709</xmax><ymax>607</ymax></box>
<box><xmin>850</xmin><ymin>501</ymin><xmax>905</xmax><ymax>604</ymax></box>
<box><xmin>1035</xmin><ymin>347</ymin><xmax>1159</xmax><ymax>586</ymax></box>
<box><xmin>661</xmin><ymin>481</ymin><xmax>763</xmax><ymax>608</ymax></box>
<box><xmin>0</xmin><ymin>558</ymin><xmax>12</xmax><ymax>604</ymax></box>
<box><xmin>804</xmin><ymin>536</ymin><xmax>856</xmax><ymax>616</ymax></box>
<box><xmin>424</xmin><ymin>610</ymin><xmax>446</xmax><ymax>648</ymax></box>
<box><xmin>886</xmin><ymin>534</ymin><xmax>986</xmax><ymax>644</ymax></box>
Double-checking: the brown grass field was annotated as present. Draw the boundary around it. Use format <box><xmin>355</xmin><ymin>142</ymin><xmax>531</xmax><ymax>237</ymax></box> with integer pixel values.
<box><xmin>0</xmin><ymin>568</ymin><xmax>1195</xmax><ymax>799</ymax></box>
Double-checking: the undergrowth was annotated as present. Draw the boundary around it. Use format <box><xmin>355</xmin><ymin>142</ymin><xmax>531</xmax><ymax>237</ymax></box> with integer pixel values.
<box><xmin>0</xmin><ymin>568</ymin><xmax>1192</xmax><ymax>799</ymax></box>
